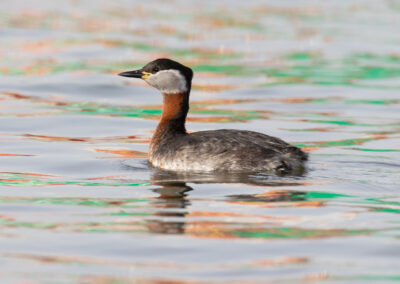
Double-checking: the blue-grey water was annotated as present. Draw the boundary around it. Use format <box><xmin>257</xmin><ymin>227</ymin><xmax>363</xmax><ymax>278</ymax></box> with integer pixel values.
<box><xmin>0</xmin><ymin>1</ymin><xmax>399</xmax><ymax>283</ymax></box>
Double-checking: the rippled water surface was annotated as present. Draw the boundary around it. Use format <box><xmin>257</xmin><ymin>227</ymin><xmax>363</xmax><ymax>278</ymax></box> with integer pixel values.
<box><xmin>1</xmin><ymin>0</ymin><xmax>400</xmax><ymax>283</ymax></box>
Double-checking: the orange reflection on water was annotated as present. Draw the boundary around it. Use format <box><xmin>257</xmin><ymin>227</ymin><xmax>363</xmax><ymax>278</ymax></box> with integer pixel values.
<box><xmin>0</xmin><ymin>153</ymin><xmax>34</xmax><ymax>157</ymax></box>
<box><xmin>253</xmin><ymin>257</ymin><xmax>308</xmax><ymax>267</ymax></box>
<box><xmin>1</xmin><ymin>172</ymin><xmax>57</xmax><ymax>177</ymax></box>
<box><xmin>23</xmin><ymin>134</ymin><xmax>88</xmax><ymax>142</ymax></box>
<box><xmin>94</xmin><ymin>148</ymin><xmax>147</xmax><ymax>158</ymax></box>
<box><xmin>186</xmin><ymin>117</ymin><xmax>248</xmax><ymax>123</ymax></box>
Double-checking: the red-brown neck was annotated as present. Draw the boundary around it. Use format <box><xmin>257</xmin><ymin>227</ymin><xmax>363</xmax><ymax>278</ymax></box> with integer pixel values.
<box><xmin>160</xmin><ymin>92</ymin><xmax>189</xmax><ymax>125</ymax></box>
<box><xmin>150</xmin><ymin>91</ymin><xmax>189</xmax><ymax>155</ymax></box>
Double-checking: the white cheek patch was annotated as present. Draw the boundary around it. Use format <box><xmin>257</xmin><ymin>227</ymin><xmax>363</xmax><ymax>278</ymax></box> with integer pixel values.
<box><xmin>145</xmin><ymin>69</ymin><xmax>187</xmax><ymax>93</ymax></box>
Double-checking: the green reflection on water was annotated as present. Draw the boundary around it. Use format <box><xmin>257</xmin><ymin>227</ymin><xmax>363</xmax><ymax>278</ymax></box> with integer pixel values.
<box><xmin>2</xmin><ymin>51</ymin><xmax>400</xmax><ymax>89</ymax></box>
<box><xmin>295</xmin><ymin>137</ymin><xmax>378</xmax><ymax>148</ymax></box>
<box><xmin>31</xmin><ymin>197</ymin><xmax>149</xmax><ymax>207</ymax></box>
<box><xmin>53</xmin><ymin>101</ymin><xmax>268</xmax><ymax>122</ymax></box>
<box><xmin>0</xmin><ymin>218</ymin><xmax>55</xmax><ymax>229</ymax></box>
<box><xmin>230</xmin><ymin>227</ymin><xmax>372</xmax><ymax>239</ymax></box>
<box><xmin>372</xmin><ymin>208</ymin><xmax>400</xmax><ymax>214</ymax></box>
<box><xmin>342</xmin><ymin>275</ymin><xmax>400</xmax><ymax>282</ymax></box>
<box><xmin>57</xmin><ymin>103</ymin><xmax>162</xmax><ymax>118</ymax></box>
<box><xmin>304</xmin><ymin>191</ymin><xmax>352</xmax><ymax>199</ymax></box>
<box><xmin>345</xmin><ymin>99</ymin><xmax>400</xmax><ymax>105</ymax></box>
<box><xmin>0</xmin><ymin>179</ymin><xmax>149</xmax><ymax>187</ymax></box>
<box><xmin>0</xmin><ymin>215</ymin><xmax>377</xmax><ymax>239</ymax></box>
<box><xmin>350</xmin><ymin>148</ymin><xmax>400</xmax><ymax>152</ymax></box>
<box><xmin>0</xmin><ymin>173</ymin><xmax>150</xmax><ymax>187</ymax></box>
<box><xmin>0</xmin><ymin>187</ymin><xmax>398</xmax><ymax>239</ymax></box>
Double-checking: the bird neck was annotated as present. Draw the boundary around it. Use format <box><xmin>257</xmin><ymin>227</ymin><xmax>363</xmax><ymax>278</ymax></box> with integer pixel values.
<box><xmin>159</xmin><ymin>90</ymin><xmax>189</xmax><ymax>134</ymax></box>
<box><xmin>161</xmin><ymin>90</ymin><xmax>189</xmax><ymax>127</ymax></box>
<box><xmin>150</xmin><ymin>90</ymin><xmax>190</xmax><ymax>155</ymax></box>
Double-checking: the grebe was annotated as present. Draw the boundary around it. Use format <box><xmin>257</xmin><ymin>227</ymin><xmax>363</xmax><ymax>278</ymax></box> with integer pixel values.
<box><xmin>119</xmin><ymin>58</ymin><xmax>307</xmax><ymax>175</ymax></box>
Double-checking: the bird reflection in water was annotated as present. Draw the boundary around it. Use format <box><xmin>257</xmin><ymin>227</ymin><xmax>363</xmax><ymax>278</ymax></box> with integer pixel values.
<box><xmin>145</xmin><ymin>170</ymin><xmax>309</xmax><ymax>236</ymax></box>
<box><xmin>146</xmin><ymin>177</ymin><xmax>192</xmax><ymax>234</ymax></box>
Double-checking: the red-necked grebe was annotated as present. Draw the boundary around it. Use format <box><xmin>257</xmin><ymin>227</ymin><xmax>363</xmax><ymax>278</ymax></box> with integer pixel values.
<box><xmin>119</xmin><ymin>58</ymin><xmax>307</xmax><ymax>175</ymax></box>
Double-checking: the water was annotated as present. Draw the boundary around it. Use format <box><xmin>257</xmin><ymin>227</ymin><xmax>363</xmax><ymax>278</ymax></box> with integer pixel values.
<box><xmin>0</xmin><ymin>0</ymin><xmax>399</xmax><ymax>283</ymax></box>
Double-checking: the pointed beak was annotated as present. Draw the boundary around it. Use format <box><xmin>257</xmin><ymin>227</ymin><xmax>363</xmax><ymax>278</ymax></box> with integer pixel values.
<box><xmin>118</xmin><ymin>70</ymin><xmax>152</xmax><ymax>79</ymax></box>
<box><xmin>118</xmin><ymin>69</ymin><xmax>143</xmax><ymax>78</ymax></box>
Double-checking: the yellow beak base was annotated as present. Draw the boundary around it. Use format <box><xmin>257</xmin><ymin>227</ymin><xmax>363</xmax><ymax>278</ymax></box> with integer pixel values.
<box><xmin>141</xmin><ymin>71</ymin><xmax>152</xmax><ymax>79</ymax></box>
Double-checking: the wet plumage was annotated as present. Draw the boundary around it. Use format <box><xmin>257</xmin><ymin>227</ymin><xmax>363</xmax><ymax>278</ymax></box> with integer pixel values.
<box><xmin>150</xmin><ymin>129</ymin><xmax>307</xmax><ymax>174</ymax></box>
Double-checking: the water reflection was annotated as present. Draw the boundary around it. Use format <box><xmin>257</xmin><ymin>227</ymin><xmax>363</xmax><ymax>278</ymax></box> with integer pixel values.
<box><xmin>146</xmin><ymin>170</ymin><xmax>307</xmax><ymax>237</ymax></box>
<box><xmin>147</xmin><ymin>182</ymin><xmax>192</xmax><ymax>234</ymax></box>
<box><xmin>147</xmin><ymin>168</ymin><xmax>310</xmax><ymax>237</ymax></box>
<box><xmin>228</xmin><ymin>190</ymin><xmax>307</xmax><ymax>203</ymax></box>
<box><xmin>150</xmin><ymin>169</ymin><xmax>306</xmax><ymax>187</ymax></box>
<box><xmin>145</xmin><ymin>170</ymin><xmax>374</xmax><ymax>240</ymax></box>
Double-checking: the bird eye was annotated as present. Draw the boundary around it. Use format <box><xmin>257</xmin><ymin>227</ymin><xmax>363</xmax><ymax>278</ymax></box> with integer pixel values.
<box><xmin>153</xmin><ymin>67</ymin><xmax>159</xmax><ymax>73</ymax></box>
